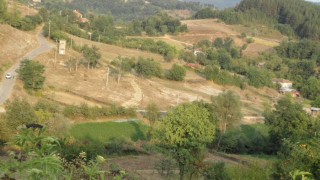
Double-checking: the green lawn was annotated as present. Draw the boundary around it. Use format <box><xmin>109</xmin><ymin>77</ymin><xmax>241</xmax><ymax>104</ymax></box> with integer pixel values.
<box><xmin>70</xmin><ymin>121</ymin><xmax>148</xmax><ymax>142</ymax></box>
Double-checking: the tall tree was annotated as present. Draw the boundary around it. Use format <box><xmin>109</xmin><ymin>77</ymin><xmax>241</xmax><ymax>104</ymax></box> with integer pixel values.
<box><xmin>155</xmin><ymin>102</ymin><xmax>215</xmax><ymax>180</ymax></box>
<box><xmin>264</xmin><ymin>97</ymin><xmax>312</xmax><ymax>152</ymax></box>
<box><xmin>211</xmin><ymin>90</ymin><xmax>242</xmax><ymax>134</ymax></box>
<box><xmin>82</xmin><ymin>45</ymin><xmax>101</xmax><ymax>69</ymax></box>
<box><xmin>17</xmin><ymin>59</ymin><xmax>45</xmax><ymax>90</ymax></box>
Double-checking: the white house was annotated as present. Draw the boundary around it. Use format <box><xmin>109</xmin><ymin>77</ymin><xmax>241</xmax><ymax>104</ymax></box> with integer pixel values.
<box><xmin>272</xmin><ymin>78</ymin><xmax>292</xmax><ymax>89</ymax></box>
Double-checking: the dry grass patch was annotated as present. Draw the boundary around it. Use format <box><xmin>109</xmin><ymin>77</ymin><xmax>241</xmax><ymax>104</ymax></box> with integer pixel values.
<box><xmin>68</xmin><ymin>34</ymin><xmax>164</xmax><ymax>63</ymax></box>
<box><xmin>7</xmin><ymin>0</ymin><xmax>38</xmax><ymax>17</ymax></box>
<box><xmin>0</xmin><ymin>24</ymin><xmax>38</xmax><ymax>67</ymax></box>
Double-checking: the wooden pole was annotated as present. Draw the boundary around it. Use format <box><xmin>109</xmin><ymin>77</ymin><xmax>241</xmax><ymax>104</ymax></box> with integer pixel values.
<box><xmin>106</xmin><ymin>67</ymin><xmax>109</xmax><ymax>87</ymax></box>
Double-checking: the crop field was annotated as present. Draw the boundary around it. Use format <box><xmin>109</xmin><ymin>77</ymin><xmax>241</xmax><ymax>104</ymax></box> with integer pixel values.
<box><xmin>70</xmin><ymin>121</ymin><xmax>148</xmax><ymax>142</ymax></box>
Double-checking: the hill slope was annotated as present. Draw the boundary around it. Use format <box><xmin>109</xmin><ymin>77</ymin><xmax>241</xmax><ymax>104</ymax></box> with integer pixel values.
<box><xmin>0</xmin><ymin>24</ymin><xmax>38</xmax><ymax>75</ymax></box>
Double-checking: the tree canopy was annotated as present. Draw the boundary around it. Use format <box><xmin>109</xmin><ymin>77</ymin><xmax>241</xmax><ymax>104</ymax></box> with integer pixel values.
<box><xmin>156</xmin><ymin>102</ymin><xmax>215</xmax><ymax>180</ymax></box>
<box><xmin>17</xmin><ymin>59</ymin><xmax>45</xmax><ymax>91</ymax></box>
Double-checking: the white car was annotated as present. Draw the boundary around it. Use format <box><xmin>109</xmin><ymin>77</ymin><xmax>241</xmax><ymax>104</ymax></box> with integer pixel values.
<box><xmin>5</xmin><ymin>73</ymin><xmax>12</xmax><ymax>79</ymax></box>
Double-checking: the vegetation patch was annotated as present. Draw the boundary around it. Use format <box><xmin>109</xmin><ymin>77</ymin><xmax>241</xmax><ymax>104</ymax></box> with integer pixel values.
<box><xmin>70</xmin><ymin>121</ymin><xmax>148</xmax><ymax>142</ymax></box>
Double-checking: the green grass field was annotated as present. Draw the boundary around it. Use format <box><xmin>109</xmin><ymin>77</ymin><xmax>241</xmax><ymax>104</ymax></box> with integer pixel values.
<box><xmin>70</xmin><ymin>121</ymin><xmax>148</xmax><ymax>142</ymax></box>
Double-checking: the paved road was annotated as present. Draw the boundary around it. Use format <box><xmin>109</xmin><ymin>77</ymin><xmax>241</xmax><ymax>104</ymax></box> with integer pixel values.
<box><xmin>0</xmin><ymin>30</ymin><xmax>54</xmax><ymax>105</ymax></box>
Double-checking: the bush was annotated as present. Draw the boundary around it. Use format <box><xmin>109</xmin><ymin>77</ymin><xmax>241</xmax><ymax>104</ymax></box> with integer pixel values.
<box><xmin>60</xmin><ymin>138</ymin><xmax>105</xmax><ymax>161</ymax></box>
<box><xmin>135</xmin><ymin>58</ymin><xmax>162</xmax><ymax>78</ymax></box>
<box><xmin>202</xmin><ymin>162</ymin><xmax>231</xmax><ymax>180</ymax></box>
<box><xmin>105</xmin><ymin>138</ymin><xmax>140</xmax><ymax>156</ymax></box>
<box><xmin>166</xmin><ymin>64</ymin><xmax>186</xmax><ymax>81</ymax></box>
<box><xmin>246</xmin><ymin>38</ymin><xmax>255</xmax><ymax>44</ymax></box>
<box><xmin>214</xmin><ymin>124</ymin><xmax>269</xmax><ymax>154</ymax></box>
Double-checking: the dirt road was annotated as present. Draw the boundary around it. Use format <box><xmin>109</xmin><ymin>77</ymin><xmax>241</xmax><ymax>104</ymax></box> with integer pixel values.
<box><xmin>0</xmin><ymin>30</ymin><xmax>54</xmax><ymax>105</ymax></box>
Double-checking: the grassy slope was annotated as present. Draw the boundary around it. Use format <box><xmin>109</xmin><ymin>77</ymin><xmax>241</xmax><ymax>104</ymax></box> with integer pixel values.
<box><xmin>70</xmin><ymin>121</ymin><xmax>148</xmax><ymax>142</ymax></box>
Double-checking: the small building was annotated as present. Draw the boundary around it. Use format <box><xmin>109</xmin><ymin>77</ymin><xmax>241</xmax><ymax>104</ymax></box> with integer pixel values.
<box><xmin>33</xmin><ymin>0</ymin><xmax>41</xmax><ymax>3</ymax></box>
<box><xmin>58</xmin><ymin>40</ymin><xmax>66</xmax><ymax>55</ymax></box>
<box><xmin>311</xmin><ymin>107</ymin><xmax>320</xmax><ymax>116</ymax></box>
<box><xmin>193</xmin><ymin>48</ymin><xmax>203</xmax><ymax>56</ymax></box>
<box><xmin>72</xmin><ymin>10</ymin><xmax>89</xmax><ymax>23</ymax></box>
<box><xmin>258</xmin><ymin>62</ymin><xmax>265</xmax><ymax>66</ymax></box>
<box><xmin>272</xmin><ymin>78</ymin><xmax>293</xmax><ymax>89</ymax></box>
<box><xmin>80</xmin><ymin>18</ymin><xmax>89</xmax><ymax>23</ymax></box>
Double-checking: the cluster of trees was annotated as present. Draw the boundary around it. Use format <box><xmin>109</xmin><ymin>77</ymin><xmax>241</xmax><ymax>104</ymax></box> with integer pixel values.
<box><xmin>41</xmin><ymin>9</ymin><xmax>179</xmax><ymax>60</ymax></box>
<box><xmin>149</xmin><ymin>0</ymin><xmax>202</xmax><ymax>11</ymax></box>
<box><xmin>111</xmin><ymin>56</ymin><xmax>186</xmax><ymax>81</ymax></box>
<box><xmin>41</xmin><ymin>0</ymin><xmax>206</xmax><ymax>21</ymax></box>
<box><xmin>264</xmin><ymin>97</ymin><xmax>320</xmax><ymax>179</ymax></box>
<box><xmin>141</xmin><ymin>12</ymin><xmax>188</xmax><ymax>36</ymax></box>
<box><xmin>195</xmin><ymin>0</ymin><xmax>320</xmax><ymax>40</ymax></box>
<box><xmin>179</xmin><ymin>37</ymin><xmax>243</xmax><ymax>67</ymax></box>
<box><xmin>154</xmin><ymin>90</ymin><xmax>244</xmax><ymax>180</ymax></box>
<box><xmin>178</xmin><ymin>37</ymin><xmax>272</xmax><ymax>88</ymax></box>
<box><xmin>122</xmin><ymin>38</ymin><xmax>178</xmax><ymax>61</ymax></box>
<box><xmin>0</xmin><ymin>0</ymin><xmax>43</xmax><ymax>31</ymax></box>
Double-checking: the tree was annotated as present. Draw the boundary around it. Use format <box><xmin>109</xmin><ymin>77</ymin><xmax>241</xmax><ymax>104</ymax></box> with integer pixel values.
<box><xmin>264</xmin><ymin>97</ymin><xmax>312</xmax><ymax>152</ymax></box>
<box><xmin>4</xmin><ymin>98</ymin><xmax>38</xmax><ymax>130</ymax></box>
<box><xmin>211</xmin><ymin>90</ymin><xmax>242</xmax><ymax>150</ymax></box>
<box><xmin>17</xmin><ymin>59</ymin><xmax>45</xmax><ymax>90</ymax></box>
<box><xmin>146</xmin><ymin>103</ymin><xmax>159</xmax><ymax>139</ymax></box>
<box><xmin>66</xmin><ymin>57</ymin><xmax>77</xmax><ymax>72</ymax></box>
<box><xmin>311</xmin><ymin>94</ymin><xmax>320</xmax><ymax>108</ymax></box>
<box><xmin>135</xmin><ymin>58</ymin><xmax>162</xmax><ymax>78</ymax></box>
<box><xmin>211</xmin><ymin>90</ymin><xmax>242</xmax><ymax>134</ymax></box>
<box><xmin>246</xmin><ymin>66</ymin><xmax>272</xmax><ymax>88</ymax></box>
<box><xmin>155</xmin><ymin>102</ymin><xmax>215</xmax><ymax>180</ymax></box>
<box><xmin>82</xmin><ymin>45</ymin><xmax>101</xmax><ymax>69</ymax></box>
<box><xmin>204</xmin><ymin>65</ymin><xmax>219</xmax><ymax>81</ymax></box>
<box><xmin>166</xmin><ymin>64</ymin><xmax>186</xmax><ymax>81</ymax></box>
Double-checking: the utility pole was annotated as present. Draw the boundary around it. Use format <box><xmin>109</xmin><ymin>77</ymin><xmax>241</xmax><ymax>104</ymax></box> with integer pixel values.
<box><xmin>106</xmin><ymin>67</ymin><xmax>109</xmax><ymax>87</ymax></box>
<box><xmin>48</xmin><ymin>20</ymin><xmax>51</xmax><ymax>38</ymax></box>
<box><xmin>176</xmin><ymin>93</ymin><xmax>180</xmax><ymax>105</ymax></box>
<box><xmin>54</xmin><ymin>40</ymin><xmax>58</xmax><ymax>68</ymax></box>
<box><xmin>88</xmin><ymin>32</ymin><xmax>92</xmax><ymax>41</ymax></box>
<box><xmin>70</xmin><ymin>38</ymin><xmax>73</xmax><ymax>49</ymax></box>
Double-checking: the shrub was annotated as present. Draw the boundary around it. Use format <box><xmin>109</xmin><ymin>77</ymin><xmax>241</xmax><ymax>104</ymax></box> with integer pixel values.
<box><xmin>135</xmin><ymin>58</ymin><xmax>162</xmax><ymax>78</ymax></box>
<box><xmin>166</xmin><ymin>64</ymin><xmax>186</xmax><ymax>81</ymax></box>
<box><xmin>202</xmin><ymin>162</ymin><xmax>231</xmax><ymax>180</ymax></box>
<box><xmin>246</xmin><ymin>38</ymin><xmax>255</xmax><ymax>44</ymax></box>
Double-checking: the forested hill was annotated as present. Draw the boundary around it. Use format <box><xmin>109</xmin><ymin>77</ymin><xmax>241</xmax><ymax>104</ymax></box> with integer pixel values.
<box><xmin>184</xmin><ymin>0</ymin><xmax>241</xmax><ymax>9</ymax></box>
<box><xmin>195</xmin><ymin>0</ymin><xmax>320</xmax><ymax>40</ymax></box>
<box><xmin>45</xmin><ymin>0</ymin><xmax>204</xmax><ymax>21</ymax></box>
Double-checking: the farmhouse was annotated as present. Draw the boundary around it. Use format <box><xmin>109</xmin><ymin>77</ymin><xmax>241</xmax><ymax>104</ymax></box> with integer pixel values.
<box><xmin>311</xmin><ymin>107</ymin><xmax>320</xmax><ymax>116</ymax></box>
<box><xmin>272</xmin><ymin>78</ymin><xmax>300</xmax><ymax>97</ymax></box>
<box><xmin>272</xmin><ymin>78</ymin><xmax>292</xmax><ymax>89</ymax></box>
<box><xmin>72</xmin><ymin>10</ymin><xmax>89</xmax><ymax>23</ymax></box>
